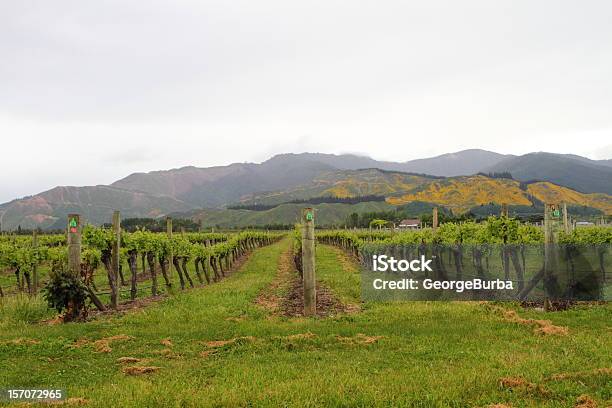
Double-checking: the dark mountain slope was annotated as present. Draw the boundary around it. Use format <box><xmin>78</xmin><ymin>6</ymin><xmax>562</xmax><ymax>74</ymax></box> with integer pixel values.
<box><xmin>484</xmin><ymin>152</ymin><xmax>612</xmax><ymax>194</ymax></box>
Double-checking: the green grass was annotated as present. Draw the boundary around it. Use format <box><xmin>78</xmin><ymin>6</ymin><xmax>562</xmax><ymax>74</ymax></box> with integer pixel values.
<box><xmin>0</xmin><ymin>238</ymin><xmax>610</xmax><ymax>407</ymax></box>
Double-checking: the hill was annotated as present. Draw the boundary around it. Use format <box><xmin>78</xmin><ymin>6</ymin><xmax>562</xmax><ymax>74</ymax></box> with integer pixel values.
<box><xmin>394</xmin><ymin>149</ymin><xmax>511</xmax><ymax>176</ymax></box>
<box><xmin>0</xmin><ymin>186</ymin><xmax>192</xmax><ymax>230</ymax></box>
<box><xmin>176</xmin><ymin>170</ymin><xmax>611</xmax><ymax>228</ymax></box>
<box><xmin>389</xmin><ymin>176</ymin><xmax>612</xmax><ymax>214</ymax></box>
<box><xmin>176</xmin><ymin>201</ymin><xmax>394</xmax><ymax>228</ymax></box>
<box><xmin>240</xmin><ymin>170</ymin><xmax>612</xmax><ymax>215</ymax></box>
<box><xmin>266</xmin><ymin>149</ymin><xmax>510</xmax><ymax>176</ymax></box>
<box><xmin>111</xmin><ymin>156</ymin><xmax>337</xmax><ymax>208</ymax></box>
<box><xmin>484</xmin><ymin>152</ymin><xmax>612</xmax><ymax>194</ymax></box>
<box><xmin>1</xmin><ymin>150</ymin><xmax>611</xmax><ymax>230</ymax></box>
<box><xmin>238</xmin><ymin>169</ymin><xmax>438</xmax><ymax>205</ymax></box>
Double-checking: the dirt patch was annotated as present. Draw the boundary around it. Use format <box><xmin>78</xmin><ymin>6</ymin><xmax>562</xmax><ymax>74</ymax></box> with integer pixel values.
<box><xmin>486</xmin><ymin>404</ymin><xmax>513</xmax><ymax>408</ymax></box>
<box><xmin>91</xmin><ymin>335</ymin><xmax>134</xmax><ymax>353</ymax></box>
<box><xmin>204</xmin><ymin>336</ymin><xmax>256</xmax><ymax>349</ymax></box>
<box><xmin>520</xmin><ymin>300</ymin><xmax>608</xmax><ymax>312</ymax></box>
<box><xmin>160</xmin><ymin>338</ymin><xmax>173</xmax><ymax>347</ymax></box>
<box><xmin>256</xmin><ymin>245</ymin><xmax>359</xmax><ymax>318</ymax></box>
<box><xmin>503</xmin><ymin>310</ymin><xmax>569</xmax><ymax>336</ymax></box>
<box><xmin>285</xmin><ymin>332</ymin><xmax>317</xmax><ymax>340</ymax></box>
<box><xmin>499</xmin><ymin>377</ymin><xmax>550</xmax><ymax>397</ymax></box>
<box><xmin>0</xmin><ymin>338</ymin><xmax>40</xmax><ymax>346</ymax></box>
<box><xmin>122</xmin><ymin>366</ymin><xmax>161</xmax><ymax>376</ymax></box>
<box><xmin>547</xmin><ymin>368</ymin><xmax>612</xmax><ymax>382</ymax></box>
<box><xmin>336</xmin><ymin>333</ymin><xmax>384</xmax><ymax>345</ymax></box>
<box><xmin>205</xmin><ymin>339</ymin><xmax>235</xmax><ymax>348</ymax></box>
<box><xmin>282</xmin><ymin>278</ymin><xmax>348</xmax><ymax>317</ymax></box>
<box><xmin>535</xmin><ymin>324</ymin><xmax>569</xmax><ymax>336</ymax></box>
<box><xmin>485</xmin><ymin>304</ymin><xmax>569</xmax><ymax>336</ymax></box>
<box><xmin>574</xmin><ymin>394</ymin><xmax>597</xmax><ymax>408</ymax></box>
<box><xmin>500</xmin><ymin>377</ymin><xmax>533</xmax><ymax>388</ymax></box>
<box><xmin>116</xmin><ymin>357</ymin><xmax>144</xmax><ymax>364</ymax></box>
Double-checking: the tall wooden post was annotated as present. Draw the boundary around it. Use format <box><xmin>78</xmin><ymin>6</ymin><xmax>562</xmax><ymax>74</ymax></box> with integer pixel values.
<box><xmin>32</xmin><ymin>230</ymin><xmax>39</xmax><ymax>295</ymax></box>
<box><xmin>562</xmin><ymin>203</ymin><xmax>569</xmax><ymax>234</ymax></box>
<box><xmin>67</xmin><ymin>214</ymin><xmax>81</xmax><ymax>276</ymax></box>
<box><xmin>432</xmin><ymin>207</ymin><xmax>439</xmax><ymax>231</ymax></box>
<box><xmin>110</xmin><ymin>211</ymin><xmax>121</xmax><ymax>309</ymax></box>
<box><xmin>166</xmin><ymin>216</ymin><xmax>173</xmax><ymax>278</ymax></box>
<box><xmin>302</xmin><ymin>208</ymin><xmax>316</xmax><ymax>316</ymax></box>
<box><xmin>544</xmin><ymin>203</ymin><xmax>561</xmax><ymax>311</ymax></box>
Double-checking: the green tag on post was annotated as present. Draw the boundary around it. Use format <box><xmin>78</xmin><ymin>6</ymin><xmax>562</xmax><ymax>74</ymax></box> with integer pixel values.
<box><xmin>306</xmin><ymin>212</ymin><xmax>313</xmax><ymax>221</ymax></box>
<box><xmin>69</xmin><ymin>218</ymin><xmax>77</xmax><ymax>228</ymax></box>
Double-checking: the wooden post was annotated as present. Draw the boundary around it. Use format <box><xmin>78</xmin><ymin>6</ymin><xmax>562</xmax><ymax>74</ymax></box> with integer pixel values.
<box><xmin>501</xmin><ymin>203</ymin><xmax>509</xmax><ymax>217</ymax></box>
<box><xmin>544</xmin><ymin>203</ymin><xmax>561</xmax><ymax>312</ymax></box>
<box><xmin>110</xmin><ymin>211</ymin><xmax>121</xmax><ymax>309</ymax></box>
<box><xmin>562</xmin><ymin>203</ymin><xmax>569</xmax><ymax>234</ymax></box>
<box><xmin>166</xmin><ymin>216</ymin><xmax>173</xmax><ymax>280</ymax></box>
<box><xmin>432</xmin><ymin>207</ymin><xmax>439</xmax><ymax>231</ymax></box>
<box><xmin>302</xmin><ymin>208</ymin><xmax>316</xmax><ymax>316</ymax></box>
<box><xmin>67</xmin><ymin>214</ymin><xmax>81</xmax><ymax>276</ymax></box>
<box><xmin>32</xmin><ymin>230</ymin><xmax>38</xmax><ymax>295</ymax></box>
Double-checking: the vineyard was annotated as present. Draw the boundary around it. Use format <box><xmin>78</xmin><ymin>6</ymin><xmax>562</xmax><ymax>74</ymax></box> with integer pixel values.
<box><xmin>0</xmin><ymin>215</ymin><xmax>610</xmax><ymax>407</ymax></box>
<box><xmin>2</xmin><ymin>216</ymin><xmax>611</xmax><ymax>308</ymax></box>
<box><xmin>0</xmin><ymin>226</ymin><xmax>283</xmax><ymax>317</ymax></box>
<box><xmin>315</xmin><ymin>219</ymin><xmax>611</xmax><ymax>302</ymax></box>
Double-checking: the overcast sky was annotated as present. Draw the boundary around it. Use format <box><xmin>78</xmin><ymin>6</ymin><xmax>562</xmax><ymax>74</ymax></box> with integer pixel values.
<box><xmin>1</xmin><ymin>0</ymin><xmax>611</xmax><ymax>203</ymax></box>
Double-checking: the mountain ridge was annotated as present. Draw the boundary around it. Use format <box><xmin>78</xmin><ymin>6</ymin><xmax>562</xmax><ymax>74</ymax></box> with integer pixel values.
<box><xmin>1</xmin><ymin>149</ymin><xmax>610</xmax><ymax>230</ymax></box>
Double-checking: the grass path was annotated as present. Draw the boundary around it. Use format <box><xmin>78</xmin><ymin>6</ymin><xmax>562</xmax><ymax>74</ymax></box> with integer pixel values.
<box><xmin>0</xmin><ymin>239</ymin><xmax>610</xmax><ymax>407</ymax></box>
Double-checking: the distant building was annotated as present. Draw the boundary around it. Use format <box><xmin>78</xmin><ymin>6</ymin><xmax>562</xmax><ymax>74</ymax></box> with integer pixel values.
<box><xmin>398</xmin><ymin>219</ymin><xmax>421</xmax><ymax>229</ymax></box>
<box><xmin>576</xmin><ymin>221</ymin><xmax>594</xmax><ymax>227</ymax></box>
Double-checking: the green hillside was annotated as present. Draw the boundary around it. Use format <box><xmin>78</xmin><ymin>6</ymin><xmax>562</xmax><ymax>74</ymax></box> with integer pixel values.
<box><xmin>238</xmin><ymin>169</ymin><xmax>437</xmax><ymax>206</ymax></box>
<box><xmin>186</xmin><ymin>201</ymin><xmax>394</xmax><ymax>228</ymax></box>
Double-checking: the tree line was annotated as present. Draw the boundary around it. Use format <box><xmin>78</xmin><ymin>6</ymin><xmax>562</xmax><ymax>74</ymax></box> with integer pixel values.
<box><xmin>227</xmin><ymin>195</ymin><xmax>386</xmax><ymax>211</ymax></box>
